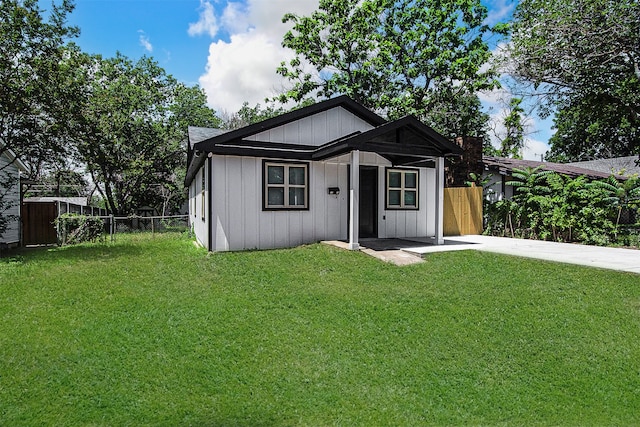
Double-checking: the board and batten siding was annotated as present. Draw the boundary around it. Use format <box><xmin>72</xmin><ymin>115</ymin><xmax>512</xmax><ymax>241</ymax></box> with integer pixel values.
<box><xmin>189</xmin><ymin>162</ymin><xmax>209</xmax><ymax>249</ymax></box>
<box><xmin>244</xmin><ymin>107</ymin><xmax>375</xmax><ymax>146</ymax></box>
<box><xmin>202</xmin><ymin>153</ymin><xmax>438</xmax><ymax>252</ymax></box>
<box><xmin>0</xmin><ymin>153</ymin><xmax>22</xmax><ymax>245</ymax></box>
<box><xmin>209</xmin><ymin>155</ymin><xmax>349</xmax><ymax>252</ymax></box>
<box><xmin>333</xmin><ymin>152</ymin><xmax>437</xmax><ymax>240</ymax></box>
<box><xmin>378</xmin><ymin>167</ymin><xmax>436</xmax><ymax>239</ymax></box>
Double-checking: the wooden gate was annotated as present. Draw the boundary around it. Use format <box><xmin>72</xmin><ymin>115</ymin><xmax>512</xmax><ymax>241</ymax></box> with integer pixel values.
<box><xmin>22</xmin><ymin>202</ymin><xmax>58</xmax><ymax>245</ymax></box>
<box><xmin>443</xmin><ymin>187</ymin><xmax>483</xmax><ymax>236</ymax></box>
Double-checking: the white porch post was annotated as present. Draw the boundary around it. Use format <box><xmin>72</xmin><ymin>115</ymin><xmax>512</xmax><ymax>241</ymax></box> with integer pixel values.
<box><xmin>434</xmin><ymin>156</ymin><xmax>445</xmax><ymax>245</ymax></box>
<box><xmin>348</xmin><ymin>150</ymin><xmax>360</xmax><ymax>250</ymax></box>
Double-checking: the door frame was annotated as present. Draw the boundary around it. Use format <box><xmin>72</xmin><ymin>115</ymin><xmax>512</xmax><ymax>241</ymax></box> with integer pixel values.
<box><xmin>347</xmin><ymin>165</ymin><xmax>379</xmax><ymax>239</ymax></box>
<box><xmin>359</xmin><ymin>166</ymin><xmax>378</xmax><ymax>238</ymax></box>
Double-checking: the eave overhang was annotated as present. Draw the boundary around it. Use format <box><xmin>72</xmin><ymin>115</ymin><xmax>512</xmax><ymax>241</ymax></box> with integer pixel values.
<box><xmin>185</xmin><ymin>115</ymin><xmax>463</xmax><ymax>186</ymax></box>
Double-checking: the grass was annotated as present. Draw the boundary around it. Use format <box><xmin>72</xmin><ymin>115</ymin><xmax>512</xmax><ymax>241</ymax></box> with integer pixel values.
<box><xmin>1</xmin><ymin>232</ymin><xmax>639</xmax><ymax>426</ymax></box>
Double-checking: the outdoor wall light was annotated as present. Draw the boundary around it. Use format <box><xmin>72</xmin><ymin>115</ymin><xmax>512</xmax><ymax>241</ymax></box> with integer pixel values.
<box><xmin>328</xmin><ymin>187</ymin><xmax>340</xmax><ymax>195</ymax></box>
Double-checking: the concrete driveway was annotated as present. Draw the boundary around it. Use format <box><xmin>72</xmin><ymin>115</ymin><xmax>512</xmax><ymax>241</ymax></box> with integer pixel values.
<box><xmin>405</xmin><ymin>235</ymin><xmax>640</xmax><ymax>274</ymax></box>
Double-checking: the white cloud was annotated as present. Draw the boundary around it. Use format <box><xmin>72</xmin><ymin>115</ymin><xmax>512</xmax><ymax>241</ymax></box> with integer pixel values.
<box><xmin>220</xmin><ymin>2</ymin><xmax>250</xmax><ymax>34</ymax></box>
<box><xmin>522</xmin><ymin>138</ymin><xmax>550</xmax><ymax>161</ymax></box>
<box><xmin>138</xmin><ymin>30</ymin><xmax>153</xmax><ymax>52</ymax></box>
<box><xmin>479</xmin><ymin>86</ymin><xmax>511</xmax><ymax>107</ymax></box>
<box><xmin>188</xmin><ymin>0</ymin><xmax>219</xmax><ymax>38</ymax></box>
<box><xmin>199</xmin><ymin>30</ymin><xmax>295</xmax><ymax>113</ymax></box>
<box><xmin>195</xmin><ymin>0</ymin><xmax>319</xmax><ymax>113</ymax></box>
<box><xmin>484</xmin><ymin>0</ymin><xmax>516</xmax><ymax>26</ymax></box>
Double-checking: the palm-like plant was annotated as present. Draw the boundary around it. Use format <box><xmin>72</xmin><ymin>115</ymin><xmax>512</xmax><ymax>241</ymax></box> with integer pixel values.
<box><xmin>507</xmin><ymin>166</ymin><xmax>555</xmax><ymax>237</ymax></box>
<box><xmin>588</xmin><ymin>176</ymin><xmax>640</xmax><ymax>236</ymax></box>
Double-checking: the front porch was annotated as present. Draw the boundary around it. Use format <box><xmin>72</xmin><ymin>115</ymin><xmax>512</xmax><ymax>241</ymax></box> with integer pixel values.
<box><xmin>343</xmin><ymin>150</ymin><xmax>447</xmax><ymax>251</ymax></box>
<box><xmin>314</xmin><ymin>116</ymin><xmax>461</xmax><ymax>251</ymax></box>
<box><xmin>322</xmin><ymin>237</ymin><xmax>479</xmax><ymax>266</ymax></box>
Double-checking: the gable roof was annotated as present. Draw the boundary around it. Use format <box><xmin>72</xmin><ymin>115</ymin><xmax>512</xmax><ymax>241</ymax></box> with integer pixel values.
<box><xmin>194</xmin><ymin>95</ymin><xmax>386</xmax><ymax>153</ymax></box>
<box><xmin>483</xmin><ymin>156</ymin><xmax>627</xmax><ymax>180</ymax></box>
<box><xmin>312</xmin><ymin>115</ymin><xmax>463</xmax><ymax>162</ymax></box>
<box><xmin>185</xmin><ymin>97</ymin><xmax>462</xmax><ymax>186</ymax></box>
<box><xmin>188</xmin><ymin>126</ymin><xmax>227</xmax><ymax>146</ymax></box>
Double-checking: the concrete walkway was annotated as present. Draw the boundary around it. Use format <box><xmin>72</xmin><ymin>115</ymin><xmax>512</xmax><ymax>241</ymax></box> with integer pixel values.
<box><xmin>323</xmin><ymin>236</ymin><xmax>640</xmax><ymax>273</ymax></box>
<box><xmin>404</xmin><ymin>235</ymin><xmax>640</xmax><ymax>274</ymax></box>
<box><xmin>322</xmin><ymin>240</ymin><xmax>425</xmax><ymax>266</ymax></box>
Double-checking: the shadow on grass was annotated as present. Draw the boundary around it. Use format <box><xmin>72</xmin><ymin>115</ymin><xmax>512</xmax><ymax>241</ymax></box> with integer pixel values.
<box><xmin>0</xmin><ymin>241</ymin><xmax>143</xmax><ymax>265</ymax></box>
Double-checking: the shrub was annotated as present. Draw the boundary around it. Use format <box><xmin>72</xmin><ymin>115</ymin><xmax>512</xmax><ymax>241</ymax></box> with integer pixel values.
<box><xmin>55</xmin><ymin>214</ymin><xmax>104</xmax><ymax>245</ymax></box>
<box><xmin>484</xmin><ymin>168</ymin><xmax>640</xmax><ymax>246</ymax></box>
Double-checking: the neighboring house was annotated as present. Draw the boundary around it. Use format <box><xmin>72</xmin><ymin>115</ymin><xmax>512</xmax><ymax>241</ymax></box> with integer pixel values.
<box><xmin>184</xmin><ymin>96</ymin><xmax>463</xmax><ymax>252</ymax></box>
<box><xmin>566</xmin><ymin>156</ymin><xmax>640</xmax><ymax>177</ymax></box>
<box><xmin>482</xmin><ymin>156</ymin><xmax>627</xmax><ymax>201</ymax></box>
<box><xmin>0</xmin><ymin>148</ymin><xmax>27</xmax><ymax>248</ymax></box>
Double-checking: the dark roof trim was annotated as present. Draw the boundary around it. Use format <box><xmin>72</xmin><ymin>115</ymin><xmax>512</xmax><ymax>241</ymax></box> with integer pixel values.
<box><xmin>185</xmin><ymin>150</ymin><xmax>207</xmax><ymax>185</ymax></box>
<box><xmin>312</xmin><ymin>115</ymin><xmax>463</xmax><ymax>160</ymax></box>
<box><xmin>312</xmin><ymin>140</ymin><xmax>448</xmax><ymax>161</ymax></box>
<box><xmin>370</xmin><ymin>115</ymin><xmax>461</xmax><ymax>152</ymax></box>
<box><xmin>208</xmin><ymin>142</ymin><xmax>315</xmax><ymax>160</ymax></box>
<box><xmin>184</xmin><ymin>99</ymin><xmax>462</xmax><ymax>186</ymax></box>
<box><xmin>186</xmin><ymin>123</ymin><xmax>458</xmax><ymax>186</ymax></box>
<box><xmin>194</xmin><ymin>96</ymin><xmax>386</xmax><ymax>152</ymax></box>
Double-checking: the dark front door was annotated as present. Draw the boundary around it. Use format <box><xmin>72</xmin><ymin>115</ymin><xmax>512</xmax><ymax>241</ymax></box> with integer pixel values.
<box><xmin>359</xmin><ymin>166</ymin><xmax>378</xmax><ymax>238</ymax></box>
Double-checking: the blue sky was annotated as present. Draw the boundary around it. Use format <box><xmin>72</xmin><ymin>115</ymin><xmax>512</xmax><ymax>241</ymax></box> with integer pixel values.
<box><xmin>65</xmin><ymin>0</ymin><xmax>210</xmax><ymax>86</ymax></box>
<box><xmin>50</xmin><ymin>0</ymin><xmax>552</xmax><ymax>159</ymax></box>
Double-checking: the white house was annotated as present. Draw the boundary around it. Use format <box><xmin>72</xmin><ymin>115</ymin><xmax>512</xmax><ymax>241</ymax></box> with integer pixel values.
<box><xmin>185</xmin><ymin>96</ymin><xmax>463</xmax><ymax>252</ymax></box>
<box><xmin>0</xmin><ymin>147</ymin><xmax>27</xmax><ymax>248</ymax></box>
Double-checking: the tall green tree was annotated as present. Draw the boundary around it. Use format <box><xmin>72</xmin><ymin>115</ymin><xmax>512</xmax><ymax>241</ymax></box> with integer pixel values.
<box><xmin>0</xmin><ymin>0</ymin><xmax>80</xmax><ymax>172</ymax></box>
<box><xmin>546</xmin><ymin>94</ymin><xmax>639</xmax><ymax>161</ymax></box>
<box><xmin>220</xmin><ymin>102</ymin><xmax>286</xmax><ymax>130</ymax></box>
<box><xmin>164</xmin><ymin>83</ymin><xmax>221</xmax><ymax>215</ymax></box>
<box><xmin>276</xmin><ymin>0</ymin><xmax>507</xmax><ymax>139</ymax></box>
<box><xmin>75</xmin><ymin>54</ymin><xmax>219</xmax><ymax>215</ymax></box>
<box><xmin>23</xmin><ymin>168</ymin><xmax>88</xmax><ymax>198</ymax></box>
<box><xmin>508</xmin><ymin>0</ymin><xmax>640</xmax><ymax>160</ymax></box>
<box><xmin>499</xmin><ymin>97</ymin><xmax>525</xmax><ymax>158</ymax></box>
<box><xmin>0</xmin><ymin>0</ymin><xmax>79</xmax><ymax>235</ymax></box>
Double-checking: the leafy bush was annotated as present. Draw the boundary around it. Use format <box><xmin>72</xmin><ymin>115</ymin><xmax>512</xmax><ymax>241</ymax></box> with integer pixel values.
<box><xmin>55</xmin><ymin>214</ymin><xmax>104</xmax><ymax>245</ymax></box>
<box><xmin>484</xmin><ymin>168</ymin><xmax>640</xmax><ymax>247</ymax></box>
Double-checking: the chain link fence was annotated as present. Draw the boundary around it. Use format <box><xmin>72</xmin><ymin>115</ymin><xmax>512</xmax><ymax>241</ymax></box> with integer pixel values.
<box><xmin>101</xmin><ymin>215</ymin><xmax>190</xmax><ymax>240</ymax></box>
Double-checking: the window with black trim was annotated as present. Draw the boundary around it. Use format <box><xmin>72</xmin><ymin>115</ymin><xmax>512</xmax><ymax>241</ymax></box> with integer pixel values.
<box><xmin>264</xmin><ymin>161</ymin><xmax>309</xmax><ymax>210</ymax></box>
<box><xmin>386</xmin><ymin>168</ymin><xmax>418</xmax><ymax>209</ymax></box>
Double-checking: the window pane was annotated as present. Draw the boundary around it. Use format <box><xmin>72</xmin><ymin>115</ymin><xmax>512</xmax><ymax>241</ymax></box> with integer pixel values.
<box><xmin>267</xmin><ymin>187</ymin><xmax>284</xmax><ymax>206</ymax></box>
<box><xmin>289</xmin><ymin>167</ymin><xmax>305</xmax><ymax>185</ymax></box>
<box><xmin>404</xmin><ymin>190</ymin><xmax>417</xmax><ymax>207</ymax></box>
<box><xmin>405</xmin><ymin>172</ymin><xmax>417</xmax><ymax>189</ymax></box>
<box><xmin>267</xmin><ymin>166</ymin><xmax>284</xmax><ymax>184</ymax></box>
<box><xmin>388</xmin><ymin>171</ymin><xmax>401</xmax><ymax>188</ymax></box>
<box><xmin>388</xmin><ymin>190</ymin><xmax>401</xmax><ymax>206</ymax></box>
<box><xmin>289</xmin><ymin>187</ymin><xmax>305</xmax><ymax>206</ymax></box>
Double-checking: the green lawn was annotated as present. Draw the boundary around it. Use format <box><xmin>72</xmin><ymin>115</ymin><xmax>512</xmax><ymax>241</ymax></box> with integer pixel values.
<box><xmin>1</xmin><ymin>233</ymin><xmax>639</xmax><ymax>426</ymax></box>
